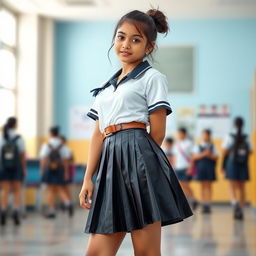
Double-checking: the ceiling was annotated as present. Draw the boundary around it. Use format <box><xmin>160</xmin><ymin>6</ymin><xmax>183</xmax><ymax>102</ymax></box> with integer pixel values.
<box><xmin>2</xmin><ymin>0</ymin><xmax>256</xmax><ymax>20</ymax></box>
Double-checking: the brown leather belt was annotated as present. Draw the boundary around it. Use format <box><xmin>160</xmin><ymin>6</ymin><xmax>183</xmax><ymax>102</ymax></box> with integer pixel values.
<box><xmin>103</xmin><ymin>121</ymin><xmax>146</xmax><ymax>139</ymax></box>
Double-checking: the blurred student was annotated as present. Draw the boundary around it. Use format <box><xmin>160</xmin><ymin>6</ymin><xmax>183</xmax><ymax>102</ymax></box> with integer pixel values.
<box><xmin>222</xmin><ymin>117</ymin><xmax>252</xmax><ymax>220</ymax></box>
<box><xmin>162</xmin><ymin>137</ymin><xmax>174</xmax><ymax>166</ymax></box>
<box><xmin>60</xmin><ymin>135</ymin><xmax>75</xmax><ymax>212</ymax></box>
<box><xmin>173</xmin><ymin>127</ymin><xmax>198</xmax><ymax>209</ymax></box>
<box><xmin>39</xmin><ymin>126</ymin><xmax>73</xmax><ymax>218</ymax></box>
<box><xmin>0</xmin><ymin>117</ymin><xmax>26</xmax><ymax>226</ymax></box>
<box><xmin>192</xmin><ymin>129</ymin><xmax>218</xmax><ymax>214</ymax></box>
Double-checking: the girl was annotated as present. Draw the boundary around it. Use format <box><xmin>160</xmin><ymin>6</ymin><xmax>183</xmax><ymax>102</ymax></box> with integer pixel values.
<box><xmin>40</xmin><ymin>127</ymin><xmax>73</xmax><ymax>218</ymax></box>
<box><xmin>173</xmin><ymin>127</ymin><xmax>198</xmax><ymax>210</ymax></box>
<box><xmin>222</xmin><ymin>117</ymin><xmax>252</xmax><ymax>220</ymax></box>
<box><xmin>192</xmin><ymin>129</ymin><xmax>218</xmax><ymax>214</ymax></box>
<box><xmin>0</xmin><ymin>117</ymin><xmax>26</xmax><ymax>226</ymax></box>
<box><xmin>79</xmin><ymin>9</ymin><xmax>192</xmax><ymax>256</ymax></box>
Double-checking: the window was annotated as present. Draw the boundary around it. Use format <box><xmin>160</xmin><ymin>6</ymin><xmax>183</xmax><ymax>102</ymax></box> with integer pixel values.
<box><xmin>0</xmin><ymin>8</ymin><xmax>17</xmax><ymax>127</ymax></box>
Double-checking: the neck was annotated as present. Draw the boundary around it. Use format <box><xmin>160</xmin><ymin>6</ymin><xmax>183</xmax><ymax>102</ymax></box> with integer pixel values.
<box><xmin>121</xmin><ymin>59</ymin><xmax>143</xmax><ymax>75</ymax></box>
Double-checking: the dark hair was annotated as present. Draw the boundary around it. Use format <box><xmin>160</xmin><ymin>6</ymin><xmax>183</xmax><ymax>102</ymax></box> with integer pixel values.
<box><xmin>108</xmin><ymin>9</ymin><xmax>169</xmax><ymax>60</ymax></box>
<box><xmin>178</xmin><ymin>127</ymin><xmax>187</xmax><ymax>135</ymax></box>
<box><xmin>203</xmin><ymin>129</ymin><xmax>212</xmax><ymax>137</ymax></box>
<box><xmin>166</xmin><ymin>137</ymin><xmax>174</xmax><ymax>144</ymax></box>
<box><xmin>49</xmin><ymin>126</ymin><xmax>59</xmax><ymax>137</ymax></box>
<box><xmin>233</xmin><ymin>116</ymin><xmax>244</xmax><ymax>155</ymax></box>
<box><xmin>3</xmin><ymin>117</ymin><xmax>17</xmax><ymax>140</ymax></box>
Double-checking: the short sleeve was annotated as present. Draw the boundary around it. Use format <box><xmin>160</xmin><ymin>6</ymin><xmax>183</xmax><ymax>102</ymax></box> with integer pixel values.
<box><xmin>39</xmin><ymin>144</ymin><xmax>49</xmax><ymax>159</ymax></box>
<box><xmin>61</xmin><ymin>146</ymin><xmax>72</xmax><ymax>159</ymax></box>
<box><xmin>192</xmin><ymin>145</ymin><xmax>200</xmax><ymax>154</ymax></box>
<box><xmin>17</xmin><ymin>137</ymin><xmax>25</xmax><ymax>153</ymax></box>
<box><xmin>145</xmin><ymin>73</ymin><xmax>172</xmax><ymax>115</ymax></box>
<box><xmin>87</xmin><ymin>96</ymin><xmax>99</xmax><ymax>121</ymax></box>
<box><xmin>222</xmin><ymin>135</ymin><xmax>232</xmax><ymax>150</ymax></box>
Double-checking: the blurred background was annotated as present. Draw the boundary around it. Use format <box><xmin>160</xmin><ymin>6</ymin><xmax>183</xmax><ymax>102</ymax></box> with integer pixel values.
<box><xmin>0</xmin><ymin>0</ymin><xmax>256</xmax><ymax>255</ymax></box>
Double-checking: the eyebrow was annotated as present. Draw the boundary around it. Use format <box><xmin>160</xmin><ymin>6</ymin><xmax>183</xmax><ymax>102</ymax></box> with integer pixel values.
<box><xmin>117</xmin><ymin>31</ymin><xmax>143</xmax><ymax>38</ymax></box>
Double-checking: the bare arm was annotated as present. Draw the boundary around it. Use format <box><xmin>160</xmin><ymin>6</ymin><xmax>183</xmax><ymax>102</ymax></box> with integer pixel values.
<box><xmin>40</xmin><ymin>157</ymin><xmax>48</xmax><ymax>177</ymax></box>
<box><xmin>20</xmin><ymin>152</ymin><xmax>27</xmax><ymax>178</ymax></box>
<box><xmin>149</xmin><ymin>109</ymin><xmax>167</xmax><ymax>146</ymax></box>
<box><xmin>79</xmin><ymin>120</ymin><xmax>103</xmax><ymax>209</ymax></box>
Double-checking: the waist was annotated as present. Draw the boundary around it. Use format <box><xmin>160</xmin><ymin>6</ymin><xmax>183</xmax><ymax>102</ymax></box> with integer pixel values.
<box><xmin>103</xmin><ymin>122</ymin><xmax>146</xmax><ymax>139</ymax></box>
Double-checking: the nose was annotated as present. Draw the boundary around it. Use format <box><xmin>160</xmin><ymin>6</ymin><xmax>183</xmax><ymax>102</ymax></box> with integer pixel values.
<box><xmin>122</xmin><ymin>39</ymin><xmax>130</xmax><ymax>49</ymax></box>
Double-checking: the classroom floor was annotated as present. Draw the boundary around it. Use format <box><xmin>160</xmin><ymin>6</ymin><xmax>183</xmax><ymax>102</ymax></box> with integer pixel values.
<box><xmin>0</xmin><ymin>206</ymin><xmax>256</xmax><ymax>256</ymax></box>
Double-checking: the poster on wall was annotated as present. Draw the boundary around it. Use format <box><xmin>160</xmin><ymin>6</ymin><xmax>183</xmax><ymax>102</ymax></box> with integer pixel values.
<box><xmin>69</xmin><ymin>106</ymin><xmax>94</xmax><ymax>139</ymax></box>
<box><xmin>175</xmin><ymin>107</ymin><xmax>196</xmax><ymax>138</ymax></box>
<box><xmin>195</xmin><ymin>104</ymin><xmax>231</xmax><ymax>139</ymax></box>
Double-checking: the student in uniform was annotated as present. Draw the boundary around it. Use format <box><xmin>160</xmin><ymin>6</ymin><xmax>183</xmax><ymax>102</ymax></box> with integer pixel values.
<box><xmin>60</xmin><ymin>135</ymin><xmax>75</xmax><ymax>215</ymax></box>
<box><xmin>173</xmin><ymin>127</ymin><xmax>198</xmax><ymax>209</ymax></box>
<box><xmin>222</xmin><ymin>117</ymin><xmax>252</xmax><ymax>220</ymax></box>
<box><xmin>162</xmin><ymin>137</ymin><xmax>175</xmax><ymax>166</ymax></box>
<box><xmin>0</xmin><ymin>117</ymin><xmax>26</xmax><ymax>226</ymax></box>
<box><xmin>79</xmin><ymin>9</ymin><xmax>192</xmax><ymax>255</ymax></box>
<box><xmin>192</xmin><ymin>129</ymin><xmax>218</xmax><ymax>214</ymax></box>
<box><xmin>39</xmin><ymin>127</ymin><xmax>73</xmax><ymax>218</ymax></box>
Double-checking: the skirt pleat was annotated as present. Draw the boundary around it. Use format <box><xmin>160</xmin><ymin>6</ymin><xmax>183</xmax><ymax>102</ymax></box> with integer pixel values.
<box><xmin>85</xmin><ymin>129</ymin><xmax>193</xmax><ymax>234</ymax></box>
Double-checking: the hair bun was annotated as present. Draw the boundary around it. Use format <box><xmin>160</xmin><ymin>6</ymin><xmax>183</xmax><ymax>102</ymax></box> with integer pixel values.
<box><xmin>146</xmin><ymin>9</ymin><xmax>169</xmax><ymax>35</ymax></box>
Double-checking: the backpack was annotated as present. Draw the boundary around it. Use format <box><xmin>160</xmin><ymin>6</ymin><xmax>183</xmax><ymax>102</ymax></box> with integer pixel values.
<box><xmin>1</xmin><ymin>135</ymin><xmax>20</xmax><ymax>170</ymax></box>
<box><xmin>229</xmin><ymin>134</ymin><xmax>250</xmax><ymax>164</ymax></box>
<box><xmin>47</xmin><ymin>143</ymin><xmax>63</xmax><ymax>171</ymax></box>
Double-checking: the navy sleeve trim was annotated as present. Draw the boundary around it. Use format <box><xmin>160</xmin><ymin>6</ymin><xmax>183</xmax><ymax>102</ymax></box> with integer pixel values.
<box><xmin>89</xmin><ymin>108</ymin><xmax>98</xmax><ymax>115</ymax></box>
<box><xmin>148</xmin><ymin>102</ymin><xmax>172</xmax><ymax>116</ymax></box>
<box><xmin>87</xmin><ymin>112</ymin><xmax>98</xmax><ymax>121</ymax></box>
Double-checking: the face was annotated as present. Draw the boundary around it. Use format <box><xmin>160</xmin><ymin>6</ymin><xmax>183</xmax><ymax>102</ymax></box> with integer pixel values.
<box><xmin>202</xmin><ymin>131</ymin><xmax>210</xmax><ymax>142</ymax></box>
<box><xmin>177</xmin><ymin>131</ymin><xmax>186</xmax><ymax>140</ymax></box>
<box><xmin>114</xmin><ymin>22</ymin><xmax>154</xmax><ymax>65</ymax></box>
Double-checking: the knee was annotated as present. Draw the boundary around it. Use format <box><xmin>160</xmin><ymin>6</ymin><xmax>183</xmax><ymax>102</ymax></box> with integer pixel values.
<box><xmin>85</xmin><ymin>248</ymin><xmax>101</xmax><ymax>256</ymax></box>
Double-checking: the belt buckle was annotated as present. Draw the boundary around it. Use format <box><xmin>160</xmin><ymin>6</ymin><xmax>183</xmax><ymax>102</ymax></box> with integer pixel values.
<box><xmin>104</xmin><ymin>132</ymin><xmax>113</xmax><ymax>137</ymax></box>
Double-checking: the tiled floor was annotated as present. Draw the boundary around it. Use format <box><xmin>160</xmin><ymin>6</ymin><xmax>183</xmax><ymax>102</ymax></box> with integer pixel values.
<box><xmin>0</xmin><ymin>206</ymin><xmax>256</xmax><ymax>256</ymax></box>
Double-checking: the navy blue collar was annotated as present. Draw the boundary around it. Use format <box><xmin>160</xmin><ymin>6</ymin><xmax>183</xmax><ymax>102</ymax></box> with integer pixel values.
<box><xmin>91</xmin><ymin>60</ymin><xmax>152</xmax><ymax>96</ymax></box>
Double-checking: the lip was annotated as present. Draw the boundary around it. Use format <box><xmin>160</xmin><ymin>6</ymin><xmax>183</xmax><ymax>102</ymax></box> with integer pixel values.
<box><xmin>120</xmin><ymin>51</ymin><xmax>132</xmax><ymax>57</ymax></box>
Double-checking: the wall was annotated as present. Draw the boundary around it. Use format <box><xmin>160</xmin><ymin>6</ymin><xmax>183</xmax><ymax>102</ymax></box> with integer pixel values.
<box><xmin>54</xmin><ymin>19</ymin><xmax>256</xmax><ymax>203</ymax></box>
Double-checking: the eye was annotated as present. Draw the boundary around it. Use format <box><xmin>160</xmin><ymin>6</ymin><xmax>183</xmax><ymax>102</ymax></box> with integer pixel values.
<box><xmin>116</xmin><ymin>35</ymin><xmax>124</xmax><ymax>41</ymax></box>
<box><xmin>132</xmin><ymin>38</ymin><xmax>141</xmax><ymax>43</ymax></box>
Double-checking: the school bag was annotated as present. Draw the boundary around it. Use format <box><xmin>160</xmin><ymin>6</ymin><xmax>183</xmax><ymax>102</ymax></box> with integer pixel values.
<box><xmin>47</xmin><ymin>143</ymin><xmax>64</xmax><ymax>171</ymax></box>
<box><xmin>1</xmin><ymin>135</ymin><xmax>20</xmax><ymax>170</ymax></box>
<box><xmin>228</xmin><ymin>134</ymin><xmax>250</xmax><ymax>164</ymax></box>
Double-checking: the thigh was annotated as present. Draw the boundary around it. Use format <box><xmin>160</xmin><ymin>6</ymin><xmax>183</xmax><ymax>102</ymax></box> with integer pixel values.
<box><xmin>86</xmin><ymin>232</ymin><xmax>126</xmax><ymax>256</ymax></box>
<box><xmin>131</xmin><ymin>221</ymin><xmax>161</xmax><ymax>256</ymax></box>
<box><xmin>1</xmin><ymin>181</ymin><xmax>11</xmax><ymax>192</ymax></box>
<box><xmin>12</xmin><ymin>181</ymin><xmax>22</xmax><ymax>192</ymax></box>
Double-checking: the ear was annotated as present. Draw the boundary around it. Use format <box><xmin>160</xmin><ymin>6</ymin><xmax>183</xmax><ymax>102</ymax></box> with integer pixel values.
<box><xmin>146</xmin><ymin>41</ymin><xmax>155</xmax><ymax>54</ymax></box>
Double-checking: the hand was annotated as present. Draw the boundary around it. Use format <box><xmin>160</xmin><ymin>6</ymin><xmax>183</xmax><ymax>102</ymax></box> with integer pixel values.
<box><xmin>79</xmin><ymin>179</ymin><xmax>94</xmax><ymax>210</ymax></box>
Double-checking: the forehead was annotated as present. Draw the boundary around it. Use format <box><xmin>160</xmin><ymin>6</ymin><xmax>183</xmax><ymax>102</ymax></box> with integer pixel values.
<box><xmin>117</xmin><ymin>21</ymin><xmax>145</xmax><ymax>36</ymax></box>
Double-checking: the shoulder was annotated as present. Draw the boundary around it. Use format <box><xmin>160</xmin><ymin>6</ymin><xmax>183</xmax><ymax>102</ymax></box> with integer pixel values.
<box><xmin>143</xmin><ymin>68</ymin><xmax>167</xmax><ymax>82</ymax></box>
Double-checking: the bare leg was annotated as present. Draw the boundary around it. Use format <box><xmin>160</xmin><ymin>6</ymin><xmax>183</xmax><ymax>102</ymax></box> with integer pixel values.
<box><xmin>201</xmin><ymin>181</ymin><xmax>212</xmax><ymax>203</ymax></box>
<box><xmin>1</xmin><ymin>181</ymin><xmax>11</xmax><ymax>210</ymax></box>
<box><xmin>180</xmin><ymin>181</ymin><xmax>194</xmax><ymax>198</ymax></box>
<box><xmin>57</xmin><ymin>185</ymin><xmax>70</xmax><ymax>204</ymax></box>
<box><xmin>47</xmin><ymin>185</ymin><xmax>56</xmax><ymax>209</ymax></box>
<box><xmin>131</xmin><ymin>221</ymin><xmax>161</xmax><ymax>256</ymax></box>
<box><xmin>229</xmin><ymin>180</ymin><xmax>238</xmax><ymax>204</ymax></box>
<box><xmin>12</xmin><ymin>181</ymin><xmax>22</xmax><ymax>209</ymax></box>
<box><xmin>238</xmin><ymin>181</ymin><xmax>246</xmax><ymax>208</ymax></box>
<box><xmin>86</xmin><ymin>232</ymin><xmax>126</xmax><ymax>256</ymax></box>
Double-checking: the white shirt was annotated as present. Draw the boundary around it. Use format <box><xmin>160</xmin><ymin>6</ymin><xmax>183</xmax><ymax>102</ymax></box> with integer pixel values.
<box><xmin>87</xmin><ymin>61</ymin><xmax>172</xmax><ymax>133</ymax></box>
<box><xmin>222</xmin><ymin>134</ymin><xmax>251</xmax><ymax>150</ymax></box>
<box><xmin>193</xmin><ymin>142</ymin><xmax>218</xmax><ymax>155</ymax></box>
<box><xmin>173</xmin><ymin>139</ymin><xmax>194</xmax><ymax>170</ymax></box>
<box><xmin>0</xmin><ymin>129</ymin><xmax>25</xmax><ymax>157</ymax></box>
<box><xmin>39</xmin><ymin>137</ymin><xmax>71</xmax><ymax>159</ymax></box>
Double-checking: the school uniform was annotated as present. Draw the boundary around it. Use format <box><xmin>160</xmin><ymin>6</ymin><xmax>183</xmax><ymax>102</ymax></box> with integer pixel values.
<box><xmin>193</xmin><ymin>142</ymin><xmax>217</xmax><ymax>181</ymax></box>
<box><xmin>173</xmin><ymin>139</ymin><xmax>194</xmax><ymax>181</ymax></box>
<box><xmin>85</xmin><ymin>60</ymin><xmax>192</xmax><ymax>234</ymax></box>
<box><xmin>39</xmin><ymin>137</ymin><xmax>71</xmax><ymax>185</ymax></box>
<box><xmin>0</xmin><ymin>129</ymin><xmax>25</xmax><ymax>181</ymax></box>
<box><xmin>222</xmin><ymin>134</ymin><xmax>251</xmax><ymax>181</ymax></box>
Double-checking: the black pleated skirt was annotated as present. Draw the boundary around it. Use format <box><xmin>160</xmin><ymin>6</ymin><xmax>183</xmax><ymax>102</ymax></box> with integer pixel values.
<box><xmin>85</xmin><ymin>128</ymin><xmax>193</xmax><ymax>234</ymax></box>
